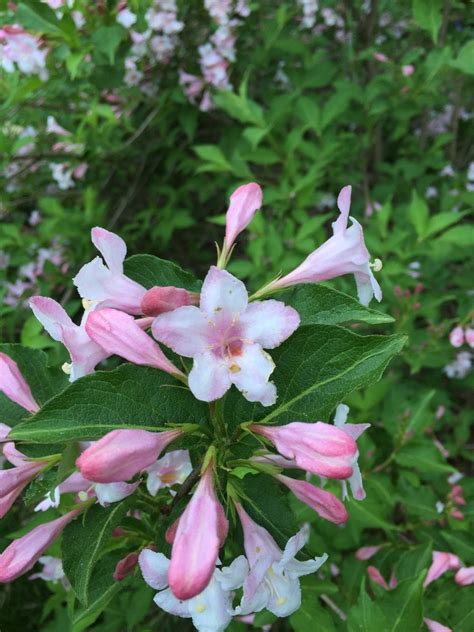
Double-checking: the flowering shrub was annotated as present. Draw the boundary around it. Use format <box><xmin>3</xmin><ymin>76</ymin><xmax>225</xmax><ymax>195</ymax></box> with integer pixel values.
<box><xmin>0</xmin><ymin>1</ymin><xmax>473</xmax><ymax>631</ymax></box>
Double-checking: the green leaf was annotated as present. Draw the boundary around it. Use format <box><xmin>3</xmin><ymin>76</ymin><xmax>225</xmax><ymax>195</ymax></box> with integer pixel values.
<box><xmin>441</xmin><ymin>531</ymin><xmax>474</xmax><ymax>564</ymax></box>
<box><xmin>62</xmin><ymin>502</ymin><xmax>129</xmax><ymax>604</ymax></box>
<box><xmin>124</xmin><ymin>254</ymin><xmax>201</xmax><ymax>291</ymax></box>
<box><xmin>91</xmin><ymin>26</ymin><xmax>125</xmax><ymax>65</ymax></box>
<box><xmin>16</xmin><ymin>2</ymin><xmax>62</xmax><ymax>35</ymax></box>
<box><xmin>450</xmin><ymin>40</ymin><xmax>474</xmax><ymax>75</ymax></box>
<box><xmin>223</xmin><ymin>325</ymin><xmax>406</xmax><ymax>430</ymax></box>
<box><xmin>412</xmin><ymin>0</ymin><xmax>442</xmax><ymax>43</ymax></box>
<box><xmin>213</xmin><ymin>91</ymin><xmax>266</xmax><ymax>127</ymax></box>
<box><xmin>0</xmin><ymin>344</ymin><xmax>67</xmax><ymax>426</ymax></box>
<box><xmin>437</xmin><ymin>225</ymin><xmax>474</xmax><ymax>247</ymax></box>
<box><xmin>193</xmin><ymin>145</ymin><xmax>233</xmax><ymax>172</ymax></box>
<box><xmin>281</xmin><ymin>285</ymin><xmax>394</xmax><ymax>326</ymax></box>
<box><xmin>348</xmin><ymin>580</ymin><xmax>388</xmax><ymax>631</ymax></box>
<box><xmin>425</xmin><ymin>211</ymin><xmax>466</xmax><ymax>238</ymax></box>
<box><xmin>407</xmin><ymin>191</ymin><xmax>429</xmax><ymax>239</ymax></box>
<box><xmin>378</xmin><ymin>573</ymin><xmax>425</xmax><ymax>632</ymax></box>
<box><xmin>395</xmin><ymin>542</ymin><xmax>432</xmax><ymax>582</ymax></box>
<box><xmin>405</xmin><ymin>389</ymin><xmax>435</xmax><ymax>434</ymax></box>
<box><xmin>71</xmin><ymin>554</ymin><xmax>126</xmax><ymax>632</ymax></box>
<box><xmin>289</xmin><ymin>580</ymin><xmax>337</xmax><ymax>632</ymax></box>
<box><xmin>395</xmin><ymin>441</ymin><xmax>455</xmax><ymax>474</ymax></box>
<box><xmin>9</xmin><ymin>365</ymin><xmax>208</xmax><ymax>443</ymax></box>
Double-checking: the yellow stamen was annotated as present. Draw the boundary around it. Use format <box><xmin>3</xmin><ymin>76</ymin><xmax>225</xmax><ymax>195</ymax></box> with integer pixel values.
<box><xmin>370</xmin><ymin>258</ymin><xmax>383</xmax><ymax>272</ymax></box>
<box><xmin>62</xmin><ymin>362</ymin><xmax>72</xmax><ymax>375</ymax></box>
<box><xmin>229</xmin><ymin>363</ymin><xmax>241</xmax><ymax>373</ymax></box>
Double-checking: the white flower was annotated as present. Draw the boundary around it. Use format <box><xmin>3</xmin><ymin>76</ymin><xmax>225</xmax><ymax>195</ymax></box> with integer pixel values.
<box><xmin>146</xmin><ymin>450</ymin><xmax>192</xmax><ymax>496</ymax></box>
<box><xmin>117</xmin><ymin>8</ymin><xmax>137</xmax><ymax>29</ymax></box>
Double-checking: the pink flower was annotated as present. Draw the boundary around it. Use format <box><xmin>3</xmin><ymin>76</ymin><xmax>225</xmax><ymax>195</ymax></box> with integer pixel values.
<box><xmin>146</xmin><ymin>450</ymin><xmax>192</xmax><ymax>496</ymax></box>
<box><xmin>424</xmin><ymin>618</ymin><xmax>452</xmax><ymax>632</ymax></box>
<box><xmin>367</xmin><ymin>565</ymin><xmax>390</xmax><ymax>590</ymax></box>
<box><xmin>85</xmin><ymin>308</ymin><xmax>183</xmax><ymax>377</ymax></box>
<box><xmin>0</xmin><ymin>26</ymin><xmax>48</xmax><ymax>79</ymax></box>
<box><xmin>333</xmin><ymin>404</ymin><xmax>370</xmax><ymax>500</ymax></box>
<box><xmin>0</xmin><ymin>353</ymin><xmax>39</xmax><ymax>413</ymax></box>
<box><xmin>424</xmin><ymin>551</ymin><xmax>461</xmax><ymax>587</ymax></box>
<box><xmin>266</xmin><ymin>186</ymin><xmax>382</xmax><ymax>306</ymax></box>
<box><xmin>465</xmin><ymin>327</ymin><xmax>474</xmax><ymax>348</ymax></box>
<box><xmin>46</xmin><ymin>115</ymin><xmax>71</xmax><ymax>136</ymax></box>
<box><xmin>355</xmin><ymin>545</ymin><xmax>383</xmax><ymax>560</ymax></box>
<box><xmin>455</xmin><ymin>566</ymin><xmax>474</xmax><ymax>586</ymax></box>
<box><xmin>0</xmin><ymin>509</ymin><xmax>79</xmax><ymax>582</ymax></box>
<box><xmin>141</xmin><ymin>286</ymin><xmax>199</xmax><ymax>316</ymax></box>
<box><xmin>402</xmin><ymin>64</ymin><xmax>415</xmax><ymax>76</ymax></box>
<box><xmin>373</xmin><ymin>52</ymin><xmax>389</xmax><ymax>62</ymax></box>
<box><xmin>152</xmin><ymin>267</ymin><xmax>299</xmax><ymax>405</ymax></box>
<box><xmin>73</xmin><ymin>227</ymin><xmax>146</xmax><ymax>315</ymax></box>
<box><xmin>222</xmin><ymin>183</ymin><xmax>263</xmax><ymax>258</ymax></box>
<box><xmin>449</xmin><ymin>326</ymin><xmax>464</xmax><ymax>348</ymax></box>
<box><xmin>169</xmin><ymin>464</ymin><xmax>228</xmax><ymax>600</ymax></box>
<box><xmin>276</xmin><ymin>474</ymin><xmax>348</xmax><ymax>524</ymax></box>
<box><xmin>30</xmin><ymin>297</ymin><xmax>109</xmax><ymax>381</ymax></box>
<box><xmin>76</xmin><ymin>429</ymin><xmax>182</xmax><ymax>483</ymax></box>
<box><xmin>0</xmin><ymin>443</ymin><xmax>46</xmax><ymax>518</ymax></box>
<box><xmin>251</xmin><ymin>421</ymin><xmax>357</xmax><ymax>479</ymax></box>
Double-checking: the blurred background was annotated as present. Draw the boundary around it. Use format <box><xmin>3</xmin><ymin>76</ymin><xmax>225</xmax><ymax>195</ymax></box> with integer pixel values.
<box><xmin>0</xmin><ymin>1</ymin><xmax>473</xmax><ymax>630</ymax></box>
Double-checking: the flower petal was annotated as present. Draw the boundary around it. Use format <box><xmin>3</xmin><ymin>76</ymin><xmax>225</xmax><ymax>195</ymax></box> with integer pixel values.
<box><xmin>200</xmin><ymin>267</ymin><xmax>248</xmax><ymax>318</ymax></box>
<box><xmin>91</xmin><ymin>227</ymin><xmax>126</xmax><ymax>274</ymax></box>
<box><xmin>333</xmin><ymin>185</ymin><xmax>352</xmax><ymax>234</ymax></box>
<box><xmin>188</xmin><ymin>351</ymin><xmax>232</xmax><ymax>402</ymax></box>
<box><xmin>152</xmin><ymin>306</ymin><xmax>209</xmax><ymax>357</ymax></box>
<box><xmin>29</xmin><ymin>296</ymin><xmax>73</xmax><ymax>342</ymax></box>
<box><xmin>240</xmin><ymin>300</ymin><xmax>300</xmax><ymax>349</ymax></box>
<box><xmin>229</xmin><ymin>343</ymin><xmax>276</xmax><ymax>406</ymax></box>
<box><xmin>138</xmin><ymin>549</ymin><xmax>170</xmax><ymax>590</ymax></box>
<box><xmin>154</xmin><ymin>587</ymin><xmax>191</xmax><ymax>618</ymax></box>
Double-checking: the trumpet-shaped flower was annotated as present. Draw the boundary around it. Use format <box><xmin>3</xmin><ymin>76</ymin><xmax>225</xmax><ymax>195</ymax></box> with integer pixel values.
<box><xmin>276</xmin><ymin>474</ymin><xmax>348</xmax><ymax>524</ymax></box>
<box><xmin>333</xmin><ymin>404</ymin><xmax>370</xmax><ymax>500</ymax></box>
<box><xmin>85</xmin><ymin>308</ymin><xmax>184</xmax><ymax>378</ymax></box>
<box><xmin>266</xmin><ymin>186</ymin><xmax>382</xmax><ymax>306</ymax></box>
<box><xmin>235</xmin><ymin>504</ymin><xmax>327</xmax><ymax>617</ymax></box>
<box><xmin>251</xmin><ymin>421</ymin><xmax>357</xmax><ymax>479</ymax></box>
<box><xmin>152</xmin><ymin>267</ymin><xmax>299</xmax><ymax>405</ymax></box>
<box><xmin>424</xmin><ymin>551</ymin><xmax>461</xmax><ymax>587</ymax></box>
<box><xmin>0</xmin><ymin>509</ymin><xmax>79</xmax><ymax>582</ymax></box>
<box><xmin>0</xmin><ymin>353</ymin><xmax>39</xmax><ymax>413</ymax></box>
<box><xmin>141</xmin><ymin>286</ymin><xmax>199</xmax><ymax>316</ymax></box>
<box><xmin>146</xmin><ymin>450</ymin><xmax>193</xmax><ymax>496</ymax></box>
<box><xmin>169</xmin><ymin>463</ymin><xmax>228</xmax><ymax>600</ymax></box>
<box><xmin>73</xmin><ymin>227</ymin><xmax>146</xmax><ymax>314</ymax></box>
<box><xmin>29</xmin><ymin>296</ymin><xmax>108</xmax><ymax>381</ymax></box>
<box><xmin>76</xmin><ymin>429</ymin><xmax>183</xmax><ymax>483</ymax></box>
<box><xmin>139</xmin><ymin>549</ymin><xmax>248</xmax><ymax>632</ymax></box>
<box><xmin>455</xmin><ymin>566</ymin><xmax>474</xmax><ymax>586</ymax></box>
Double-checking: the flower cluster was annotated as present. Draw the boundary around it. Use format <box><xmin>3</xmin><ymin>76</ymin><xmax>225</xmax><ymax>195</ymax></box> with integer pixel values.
<box><xmin>0</xmin><ymin>25</ymin><xmax>48</xmax><ymax>79</ymax></box>
<box><xmin>0</xmin><ymin>182</ymin><xmax>388</xmax><ymax>629</ymax></box>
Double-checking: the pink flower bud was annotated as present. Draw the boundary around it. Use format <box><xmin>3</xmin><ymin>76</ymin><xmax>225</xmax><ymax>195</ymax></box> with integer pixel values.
<box><xmin>450</xmin><ymin>509</ymin><xmax>464</xmax><ymax>520</ymax></box>
<box><xmin>85</xmin><ymin>308</ymin><xmax>184</xmax><ymax>377</ymax></box>
<box><xmin>0</xmin><ymin>510</ymin><xmax>79</xmax><ymax>582</ymax></box>
<box><xmin>0</xmin><ymin>443</ymin><xmax>45</xmax><ymax>501</ymax></box>
<box><xmin>465</xmin><ymin>327</ymin><xmax>474</xmax><ymax>348</ymax></box>
<box><xmin>424</xmin><ymin>618</ymin><xmax>452</xmax><ymax>632</ymax></box>
<box><xmin>113</xmin><ymin>552</ymin><xmax>139</xmax><ymax>581</ymax></box>
<box><xmin>141</xmin><ymin>286</ymin><xmax>198</xmax><ymax>316</ymax></box>
<box><xmin>76</xmin><ymin>429</ymin><xmax>182</xmax><ymax>483</ymax></box>
<box><xmin>276</xmin><ymin>474</ymin><xmax>348</xmax><ymax>524</ymax></box>
<box><xmin>0</xmin><ymin>353</ymin><xmax>39</xmax><ymax>413</ymax></box>
<box><xmin>373</xmin><ymin>52</ymin><xmax>389</xmax><ymax>62</ymax></box>
<box><xmin>168</xmin><ymin>464</ymin><xmax>228</xmax><ymax>600</ymax></box>
<box><xmin>224</xmin><ymin>183</ymin><xmax>263</xmax><ymax>251</ymax></box>
<box><xmin>402</xmin><ymin>64</ymin><xmax>415</xmax><ymax>76</ymax></box>
<box><xmin>449</xmin><ymin>326</ymin><xmax>464</xmax><ymax>348</ymax></box>
<box><xmin>455</xmin><ymin>566</ymin><xmax>474</xmax><ymax>586</ymax></box>
<box><xmin>251</xmin><ymin>421</ymin><xmax>357</xmax><ymax>479</ymax></box>
<box><xmin>367</xmin><ymin>565</ymin><xmax>390</xmax><ymax>590</ymax></box>
<box><xmin>355</xmin><ymin>545</ymin><xmax>383</xmax><ymax>560</ymax></box>
<box><xmin>424</xmin><ymin>551</ymin><xmax>461</xmax><ymax>587</ymax></box>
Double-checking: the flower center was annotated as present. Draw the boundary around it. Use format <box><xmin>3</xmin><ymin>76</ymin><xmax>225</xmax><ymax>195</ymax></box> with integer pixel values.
<box><xmin>160</xmin><ymin>471</ymin><xmax>177</xmax><ymax>485</ymax></box>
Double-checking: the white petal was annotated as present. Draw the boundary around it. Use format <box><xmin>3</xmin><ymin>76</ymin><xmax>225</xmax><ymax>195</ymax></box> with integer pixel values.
<box><xmin>152</xmin><ymin>306</ymin><xmax>209</xmax><ymax>357</ymax></box>
<box><xmin>240</xmin><ymin>300</ymin><xmax>300</xmax><ymax>349</ymax></box>
<box><xmin>217</xmin><ymin>556</ymin><xmax>249</xmax><ymax>591</ymax></box>
<box><xmin>200</xmin><ymin>267</ymin><xmax>248</xmax><ymax>318</ymax></box>
<box><xmin>188</xmin><ymin>351</ymin><xmax>232</xmax><ymax>402</ymax></box>
<box><xmin>266</xmin><ymin>570</ymin><xmax>302</xmax><ymax>617</ymax></box>
<box><xmin>278</xmin><ymin>524</ymin><xmax>310</xmax><ymax>569</ymax></box>
<box><xmin>91</xmin><ymin>227</ymin><xmax>126</xmax><ymax>274</ymax></box>
<box><xmin>334</xmin><ymin>404</ymin><xmax>350</xmax><ymax>427</ymax></box>
<box><xmin>189</xmin><ymin>578</ymin><xmax>232</xmax><ymax>632</ymax></box>
<box><xmin>229</xmin><ymin>343</ymin><xmax>276</xmax><ymax>406</ymax></box>
<box><xmin>73</xmin><ymin>257</ymin><xmax>112</xmax><ymax>301</ymax></box>
<box><xmin>154</xmin><ymin>587</ymin><xmax>191</xmax><ymax>617</ymax></box>
<box><xmin>94</xmin><ymin>481</ymin><xmax>139</xmax><ymax>505</ymax></box>
<box><xmin>138</xmin><ymin>549</ymin><xmax>170</xmax><ymax>590</ymax></box>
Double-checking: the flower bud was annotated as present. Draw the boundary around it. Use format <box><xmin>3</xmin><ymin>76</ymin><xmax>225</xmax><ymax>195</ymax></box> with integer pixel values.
<box><xmin>76</xmin><ymin>429</ymin><xmax>182</xmax><ymax>483</ymax></box>
<box><xmin>224</xmin><ymin>183</ymin><xmax>263</xmax><ymax>251</ymax></box>
<box><xmin>0</xmin><ymin>353</ymin><xmax>39</xmax><ymax>413</ymax></box>
<box><xmin>113</xmin><ymin>552</ymin><xmax>139</xmax><ymax>581</ymax></box>
<box><xmin>141</xmin><ymin>286</ymin><xmax>198</xmax><ymax>316</ymax></box>
<box><xmin>276</xmin><ymin>474</ymin><xmax>348</xmax><ymax>524</ymax></box>
<box><xmin>449</xmin><ymin>326</ymin><xmax>464</xmax><ymax>348</ymax></box>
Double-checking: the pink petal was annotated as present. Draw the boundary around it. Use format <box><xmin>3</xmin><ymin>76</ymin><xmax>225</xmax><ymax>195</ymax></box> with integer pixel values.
<box><xmin>29</xmin><ymin>296</ymin><xmax>73</xmax><ymax>342</ymax></box>
<box><xmin>355</xmin><ymin>545</ymin><xmax>383</xmax><ymax>561</ymax></box>
<box><xmin>139</xmin><ymin>549</ymin><xmax>170</xmax><ymax>590</ymax></box>
<box><xmin>0</xmin><ymin>353</ymin><xmax>39</xmax><ymax>413</ymax></box>
<box><xmin>424</xmin><ymin>551</ymin><xmax>461</xmax><ymax>587</ymax></box>
<box><xmin>91</xmin><ymin>227</ymin><xmax>126</xmax><ymax>274</ymax></box>
<box><xmin>424</xmin><ymin>618</ymin><xmax>452</xmax><ymax>632</ymax></box>
<box><xmin>367</xmin><ymin>566</ymin><xmax>390</xmax><ymax>590</ymax></box>
<box><xmin>224</xmin><ymin>183</ymin><xmax>263</xmax><ymax>250</ymax></box>
<box><xmin>85</xmin><ymin>308</ymin><xmax>183</xmax><ymax>377</ymax></box>
<box><xmin>277</xmin><ymin>475</ymin><xmax>348</xmax><ymax>524</ymax></box>
<box><xmin>239</xmin><ymin>300</ymin><xmax>300</xmax><ymax>349</ymax></box>
<box><xmin>333</xmin><ymin>185</ymin><xmax>352</xmax><ymax>234</ymax></box>
<box><xmin>141</xmin><ymin>286</ymin><xmax>198</xmax><ymax>316</ymax></box>
<box><xmin>200</xmin><ymin>267</ymin><xmax>248</xmax><ymax>318</ymax></box>
<box><xmin>188</xmin><ymin>351</ymin><xmax>232</xmax><ymax>402</ymax></box>
<box><xmin>229</xmin><ymin>343</ymin><xmax>276</xmax><ymax>406</ymax></box>
<box><xmin>455</xmin><ymin>566</ymin><xmax>474</xmax><ymax>586</ymax></box>
<box><xmin>152</xmin><ymin>306</ymin><xmax>209</xmax><ymax>357</ymax></box>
